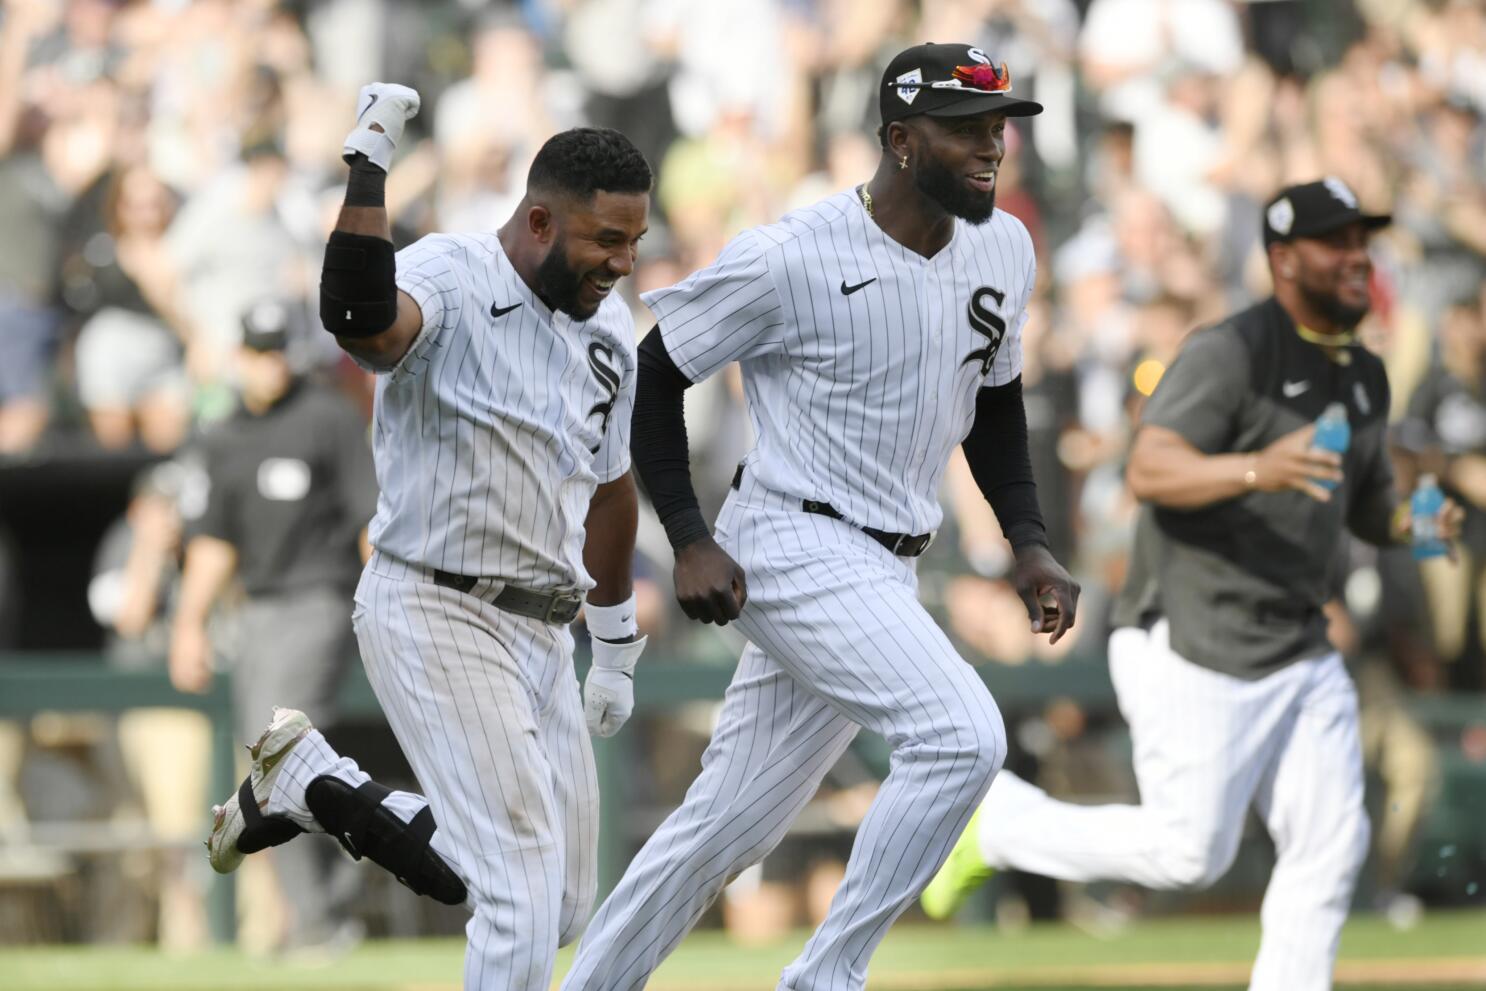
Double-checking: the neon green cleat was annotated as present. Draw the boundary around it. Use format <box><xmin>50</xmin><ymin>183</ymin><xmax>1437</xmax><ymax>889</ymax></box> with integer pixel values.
<box><xmin>920</xmin><ymin>805</ymin><xmax>995</xmax><ymax>920</ymax></box>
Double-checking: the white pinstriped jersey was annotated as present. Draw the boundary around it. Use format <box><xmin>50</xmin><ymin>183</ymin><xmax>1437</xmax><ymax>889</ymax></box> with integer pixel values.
<box><xmin>643</xmin><ymin>189</ymin><xmax>1035</xmax><ymax>535</ymax></box>
<box><xmin>366</xmin><ymin>232</ymin><xmax>636</xmax><ymax>590</ymax></box>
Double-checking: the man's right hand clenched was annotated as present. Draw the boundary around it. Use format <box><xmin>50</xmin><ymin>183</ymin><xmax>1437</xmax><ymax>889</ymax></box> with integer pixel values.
<box><xmin>344</xmin><ymin>82</ymin><xmax>422</xmax><ymax>172</ymax></box>
<box><xmin>673</xmin><ymin>537</ymin><xmax>748</xmax><ymax>625</ymax></box>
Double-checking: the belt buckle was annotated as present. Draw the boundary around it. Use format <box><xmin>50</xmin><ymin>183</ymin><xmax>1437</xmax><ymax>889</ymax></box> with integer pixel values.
<box><xmin>544</xmin><ymin>594</ymin><xmax>579</xmax><ymax>625</ymax></box>
<box><xmin>894</xmin><ymin>531</ymin><xmax>934</xmax><ymax>557</ymax></box>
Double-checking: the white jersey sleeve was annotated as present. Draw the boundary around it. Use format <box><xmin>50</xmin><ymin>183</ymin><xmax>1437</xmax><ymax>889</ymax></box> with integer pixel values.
<box><xmin>642</xmin><ymin>230</ymin><xmax>785</xmax><ymax>383</ymax></box>
<box><xmin>591</xmin><ymin>335</ymin><xmax>636</xmax><ymax>484</ymax></box>
<box><xmin>377</xmin><ymin>234</ymin><xmax>467</xmax><ymax>378</ymax></box>
<box><xmin>982</xmin><ymin>220</ymin><xmax>1036</xmax><ymax>389</ymax></box>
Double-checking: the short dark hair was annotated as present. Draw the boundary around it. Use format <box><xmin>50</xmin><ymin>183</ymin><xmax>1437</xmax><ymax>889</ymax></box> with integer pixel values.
<box><xmin>528</xmin><ymin>127</ymin><xmax>652</xmax><ymax>201</ymax></box>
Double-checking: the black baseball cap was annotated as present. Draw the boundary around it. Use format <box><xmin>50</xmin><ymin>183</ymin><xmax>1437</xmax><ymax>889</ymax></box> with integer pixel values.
<box><xmin>880</xmin><ymin>43</ymin><xmax>1043</xmax><ymax>126</ymax></box>
<box><xmin>240</xmin><ymin>299</ymin><xmax>292</xmax><ymax>352</ymax></box>
<box><xmin>1262</xmin><ymin>178</ymin><xmax>1391</xmax><ymax>248</ymax></box>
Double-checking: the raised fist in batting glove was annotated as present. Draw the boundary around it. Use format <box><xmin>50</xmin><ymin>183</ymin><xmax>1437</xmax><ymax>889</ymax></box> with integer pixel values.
<box><xmin>344</xmin><ymin>82</ymin><xmax>421</xmax><ymax>172</ymax></box>
<box><xmin>584</xmin><ymin>635</ymin><xmax>645</xmax><ymax>737</ymax></box>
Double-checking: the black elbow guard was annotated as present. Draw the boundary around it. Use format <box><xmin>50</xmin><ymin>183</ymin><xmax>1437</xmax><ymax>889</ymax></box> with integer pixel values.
<box><xmin>320</xmin><ymin>231</ymin><xmax>398</xmax><ymax>338</ymax></box>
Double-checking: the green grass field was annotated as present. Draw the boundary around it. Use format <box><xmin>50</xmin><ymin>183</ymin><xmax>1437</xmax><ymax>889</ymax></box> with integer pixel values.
<box><xmin>5</xmin><ymin>910</ymin><xmax>1483</xmax><ymax>990</ymax></box>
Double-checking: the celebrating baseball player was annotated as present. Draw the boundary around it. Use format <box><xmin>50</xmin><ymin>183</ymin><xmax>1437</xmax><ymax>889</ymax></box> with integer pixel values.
<box><xmin>203</xmin><ymin>84</ymin><xmax>654</xmax><ymax>990</ymax></box>
<box><xmin>560</xmin><ymin>43</ymin><xmax>1078</xmax><ymax>991</ymax></box>
<box><xmin>921</xmin><ymin>179</ymin><xmax>1465</xmax><ymax>991</ymax></box>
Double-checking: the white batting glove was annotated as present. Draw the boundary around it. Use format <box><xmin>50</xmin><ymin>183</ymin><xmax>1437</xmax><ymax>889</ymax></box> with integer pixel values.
<box><xmin>584</xmin><ymin>636</ymin><xmax>645</xmax><ymax>738</ymax></box>
<box><xmin>343</xmin><ymin>82</ymin><xmax>421</xmax><ymax>172</ymax></box>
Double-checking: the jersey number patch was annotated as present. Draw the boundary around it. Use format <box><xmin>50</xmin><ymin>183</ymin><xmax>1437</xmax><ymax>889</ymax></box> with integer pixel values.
<box><xmin>962</xmin><ymin>286</ymin><xmax>1007</xmax><ymax>376</ymax></box>
<box><xmin>586</xmin><ymin>342</ymin><xmax>621</xmax><ymax>453</ymax></box>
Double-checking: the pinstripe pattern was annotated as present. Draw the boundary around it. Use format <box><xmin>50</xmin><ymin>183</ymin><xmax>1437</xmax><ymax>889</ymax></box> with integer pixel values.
<box><xmin>352</xmin><ymin>551</ymin><xmax>600</xmax><ymax>989</ymax></box>
<box><xmin>564</xmin><ymin>472</ymin><xmax>1007</xmax><ymax>991</ymax></box>
<box><xmin>261</xmin><ymin>231</ymin><xmax>629</xmax><ymax>989</ymax></box>
<box><xmin>976</xmin><ymin>622</ymin><xmax>1368</xmax><ymax>991</ymax></box>
<box><xmin>372</xmin><ymin>233</ymin><xmax>636</xmax><ymax>589</ymax></box>
<box><xmin>643</xmin><ymin>190</ymin><xmax>1034</xmax><ymax>536</ymax></box>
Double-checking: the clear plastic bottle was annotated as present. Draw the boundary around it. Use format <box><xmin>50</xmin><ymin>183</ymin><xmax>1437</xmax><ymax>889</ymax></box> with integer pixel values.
<box><xmin>1311</xmin><ymin>402</ymin><xmax>1350</xmax><ymax>491</ymax></box>
<box><xmin>1411</xmin><ymin>473</ymin><xmax>1449</xmax><ymax>561</ymax></box>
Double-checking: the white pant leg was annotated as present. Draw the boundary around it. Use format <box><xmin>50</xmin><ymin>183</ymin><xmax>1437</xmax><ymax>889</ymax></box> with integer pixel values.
<box><xmin>716</xmin><ymin>486</ymin><xmax>1006</xmax><ymax>991</ymax></box>
<box><xmin>562</xmin><ymin>642</ymin><xmax>858</xmax><ymax>991</ymax></box>
<box><xmin>540</xmin><ymin>644</ymin><xmax>600</xmax><ymax>947</ymax></box>
<box><xmin>978</xmin><ymin>622</ymin><xmax>1305</xmax><ymax>891</ymax></box>
<box><xmin>1249</xmin><ymin>654</ymin><xmax>1369</xmax><ymax>991</ymax></box>
<box><xmin>353</xmin><ymin>557</ymin><xmax>571</xmax><ymax>991</ymax></box>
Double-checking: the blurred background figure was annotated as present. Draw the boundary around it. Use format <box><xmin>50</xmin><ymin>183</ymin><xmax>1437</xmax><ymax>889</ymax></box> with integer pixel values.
<box><xmin>169</xmin><ymin>302</ymin><xmax>375</xmax><ymax>955</ymax></box>
<box><xmin>67</xmin><ymin>165</ymin><xmax>191</xmax><ymax>453</ymax></box>
<box><xmin>88</xmin><ymin>460</ymin><xmax>211</xmax><ymax>950</ymax></box>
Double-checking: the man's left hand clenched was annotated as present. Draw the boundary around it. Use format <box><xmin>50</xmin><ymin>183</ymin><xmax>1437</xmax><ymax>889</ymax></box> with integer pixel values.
<box><xmin>1011</xmin><ymin>544</ymin><xmax>1080</xmax><ymax>645</ymax></box>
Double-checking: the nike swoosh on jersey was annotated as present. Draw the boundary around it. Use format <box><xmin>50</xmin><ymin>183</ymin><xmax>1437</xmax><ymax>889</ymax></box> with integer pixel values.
<box><xmin>358</xmin><ymin>92</ymin><xmax>378</xmax><ymax>122</ymax></box>
<box><xmin>840</xmin><ymin>277</ymin><xmax>877</xmax><ymax>296</ymax></box>
<box><xmin>1282</xmin><ymin>380</ymin><xmax>1310</xmax><ymax>397</ymax></box>
<box><xmin>490</xmin><ymin>301</ymin><xmax>523</xmax><ymax>318</ymax></box>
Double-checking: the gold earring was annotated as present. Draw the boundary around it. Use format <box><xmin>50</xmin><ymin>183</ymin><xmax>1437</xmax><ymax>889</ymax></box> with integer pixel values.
<box><xmin>898</xmin><ymin>154</ymin><xmax>909</xmax><ymax>171</ymax></box>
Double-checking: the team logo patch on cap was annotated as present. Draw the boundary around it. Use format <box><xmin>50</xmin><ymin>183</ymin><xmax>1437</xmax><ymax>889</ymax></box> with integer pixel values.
<box><xmin>1267</xmin><ymin>197</ymin><xmax>1295</xmax><ymax>236</ymax></box>
<box><xmin>896</xmin><ymin>68</ymin><xmax>923</xmax><ymax>105</ymax></box>
<box><xmin>1324</xmin><ymin>176</ymin><xmax>1358</xmax><ymax>209</ymax></box>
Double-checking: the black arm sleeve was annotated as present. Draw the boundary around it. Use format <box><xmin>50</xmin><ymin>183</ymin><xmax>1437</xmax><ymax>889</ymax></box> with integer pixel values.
<box><xmin>961</xmin><ymin>376</ymin><xmax>1049</xmax><ymax>551</ymax></box>
<box><xmin>319</xmin><ymin>154</ymin><xmax>396</xmax><ymax>338</ymax></box>
<box><xmin>632</xmin><ymin>327</ymin><xmax>711</xmax><ymax>550</ymax></box>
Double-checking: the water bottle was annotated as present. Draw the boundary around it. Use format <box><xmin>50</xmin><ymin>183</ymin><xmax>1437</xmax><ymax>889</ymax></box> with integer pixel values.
<box><xmin>1412</xmin><ymin>473</ymin><xmax>1449</xmax><ymax>561</ymax></box>
<box><xmin>1311</xmin><ymin>402</ymin><xmax>1350</xmax><ymax>491</ymax></box>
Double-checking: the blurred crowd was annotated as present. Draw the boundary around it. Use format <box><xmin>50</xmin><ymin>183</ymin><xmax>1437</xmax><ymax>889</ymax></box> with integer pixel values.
<box><xmin>3</xmin><ymin>0</ymin><xmax>1486</xmax><ymax>950</ymax></box>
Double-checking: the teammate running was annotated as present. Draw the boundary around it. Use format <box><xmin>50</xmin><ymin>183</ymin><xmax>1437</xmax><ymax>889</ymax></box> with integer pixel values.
<box><xmin>560</xmin><ymin>43</ymin><xmax>1078</xmax><ymax>991</ymax></box>
<box><xmin>921</xmin><ymin>179</ymin><xmax>1465</xmax><ymax>991</ymax></box>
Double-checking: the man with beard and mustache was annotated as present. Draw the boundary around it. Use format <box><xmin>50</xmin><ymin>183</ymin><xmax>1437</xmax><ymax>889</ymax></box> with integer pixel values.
<box><xmin>205</xmin><ymin>84</ymin><xmax>655</xmax><ymax>991</ymax></box>
<box><xmin>921</xmin><ymin>179</ymin><xmax>1463</xmax><ymax>991</ymax></box>
<box><xmin>559</xmin><ymin>44</ymin><xmax>1078</xmax><ymax>991</ymax></box>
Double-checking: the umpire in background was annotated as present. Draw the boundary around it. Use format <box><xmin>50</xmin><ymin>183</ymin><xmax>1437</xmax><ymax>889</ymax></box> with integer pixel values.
<box><xmin>170</xmin><ymin>299</ymin><xmax>376</xmax><ymax>952</ymax></box>
<box><xmin>924</xmin><ymin>179</ymin><xmax>1464</xmax><ymax>991</ymax></box>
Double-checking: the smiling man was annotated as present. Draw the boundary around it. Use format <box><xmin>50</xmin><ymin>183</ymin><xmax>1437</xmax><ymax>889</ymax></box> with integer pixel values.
<box><xmin>560</xmin><ymin>43</ymin><xmax>1078</xmax><ymax>991</ymax></box>
<box><xmin>921</xmin><ymin>179</ymin><xmax>1464</xmax><ymax>991</ymax></box>
<box><xmin>203</xmin><ymin>85</ymin><xmax>654</xmax><ymax>991</ymax></box>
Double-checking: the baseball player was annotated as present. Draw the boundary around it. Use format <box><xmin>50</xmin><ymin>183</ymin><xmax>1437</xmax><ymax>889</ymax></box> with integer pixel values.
<box><xmin>203</xmin><ymin>85</ymin><xmax>654</xmax><ymax>990</ymax></box>
<box><xmin>560</xmin><ymin>44</ymin><xmax>1079</xmax><ymax>991</ymax></box>
<box><xmin>921</xmin><ymin>179</ymin><xmax>1465</xmax><ymax>991</ymax></box>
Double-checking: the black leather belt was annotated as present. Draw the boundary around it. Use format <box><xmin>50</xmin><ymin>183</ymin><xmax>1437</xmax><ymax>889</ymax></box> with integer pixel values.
<box><xmin>432</xmin><ymin>570</ymin><xmax>582</xmax><ymax>624</ymax></box>
<box><xmin>730</xmin><ymin>464</ymin><xmax>933</xmax><ymax>558</ymax></box>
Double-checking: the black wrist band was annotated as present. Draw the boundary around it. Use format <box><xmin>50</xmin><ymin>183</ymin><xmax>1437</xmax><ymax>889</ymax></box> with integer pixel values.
<box><xmin>345</xmin><ymin>154</ymin><xmax>387</xmax><ymax>207</ymax></box>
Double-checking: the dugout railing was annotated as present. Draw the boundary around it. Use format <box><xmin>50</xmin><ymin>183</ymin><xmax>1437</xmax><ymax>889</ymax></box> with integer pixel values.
<box><xmin>1</xmin><ymin>652</ymin><xmax>1481</xmax><ymax>944</ymax></box>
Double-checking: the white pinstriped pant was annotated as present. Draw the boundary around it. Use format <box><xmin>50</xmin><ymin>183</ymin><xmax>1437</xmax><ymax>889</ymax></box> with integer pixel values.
<box><xmin>978</xmin><ymin>620</ymin><xmax>1369</xmax><ymax>991</ymax></box>
<box><xmin>352</xmin><ymin>552</ymin><xmax>599</xmax><ymax>990</ymax></box>
<box><xmin>562</xmin><ymin>471</ymin><xmax>1007</xmax><ymax>991</ymax></box>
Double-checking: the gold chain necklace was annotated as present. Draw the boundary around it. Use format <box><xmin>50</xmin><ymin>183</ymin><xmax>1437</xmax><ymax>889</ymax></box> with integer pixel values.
<box><xmin>857</xmin><ymin>183</ymin><xmax>874</xmax><ymax>217</ymax></box>
<box><xmin>1296</xmin><ymin>322</ymin><xmax>1357</xmax><ymax>365</ymax></box>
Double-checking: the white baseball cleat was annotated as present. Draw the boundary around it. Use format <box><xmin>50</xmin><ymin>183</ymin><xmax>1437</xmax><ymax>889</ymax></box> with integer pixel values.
<box><xmin>206</xmin><ymin>707</ymin><xmax>313</xmax><ymax>874</ymax></box>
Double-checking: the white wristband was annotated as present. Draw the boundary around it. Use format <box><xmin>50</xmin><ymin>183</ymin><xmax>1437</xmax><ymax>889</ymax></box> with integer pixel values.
<box><xmin>585</xmin><ymin>594</ymin><xmax>638</xmax><ymax>642</ymax></box>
